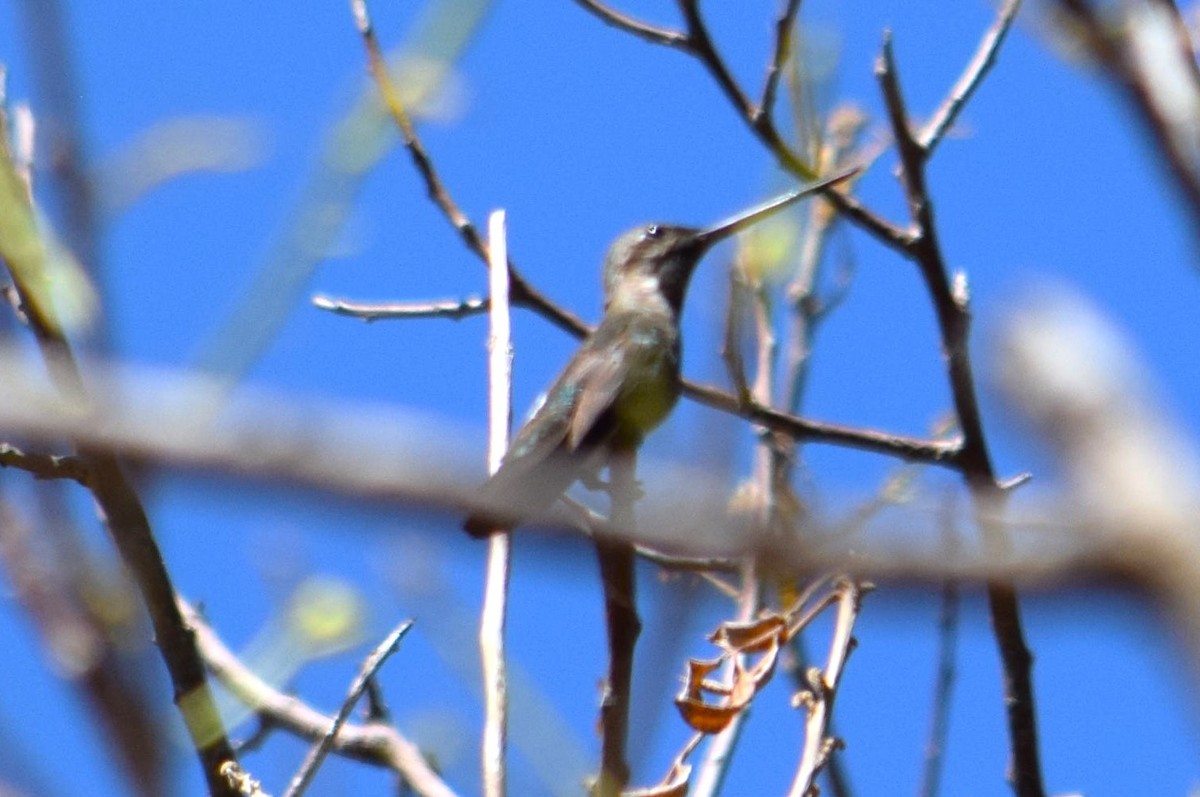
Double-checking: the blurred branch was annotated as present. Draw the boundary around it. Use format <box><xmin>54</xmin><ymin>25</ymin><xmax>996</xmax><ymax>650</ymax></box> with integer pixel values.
<box><xmin>996</xmin><ymin>290</ymin><xmax>1200</xmax><ymax>710</ymax></box>
<box><xmin>0</xmin><ymin>493</ymin><xmax>163</xmax><ymax>797</ymax></box>
<box><xmin>3</xmin><ymin>342</ymin><xmax>1197</xmax><ymax>604</ymax></box>
<box><xmin>783</xmin><ymin>106</ymin><xmax>867</xmax><ymax>416</ymax></box>
<box><xmin>0</xmin><ymin>98</ymin><xmax>241</xmax><ymax>795</ymax></box>
<box><xmin>15</xmin><ymin>0</ymin><xmax>105</xmax><ymax>338</ymax></box>
<box><xmin>1053</xmin><ymin>0</ymin><xmax>1200</xmax><ymax>245</ymax></box>
<box><xmin>0</xmin><ymin>353</ymin><xmax>1044</xmax><ymax>569</ymax></box>
<box><xmin>95</xmin><ymin>116</ymin><xmax>264</xmax><ymax>217</ymax></box>
<box><xmin>196</xmin><ymin>0</ymin><xmax>493</xmax><ymax>382</ymax></box>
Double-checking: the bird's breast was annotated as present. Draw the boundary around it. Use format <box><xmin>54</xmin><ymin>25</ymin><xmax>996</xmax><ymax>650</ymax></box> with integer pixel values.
<box><xmin>612</xmin><ymin>325</ymin><xmax>681</xmax><ymax>442</ymax></box>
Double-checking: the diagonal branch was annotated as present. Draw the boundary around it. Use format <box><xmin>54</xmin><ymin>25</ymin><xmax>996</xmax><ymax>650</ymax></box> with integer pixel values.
<box><xmin>1053</xmin><ymin>0</ymin><xmax>1200</xmax><ymax>245</ymax></box>
<box><xmin>919</xmin><ymin>0</ymin><xmax>1024</xmax><ymax>155</ymax></box>
<box><xmin>0</xmin><ymin>99</ymin><xmax>242</xmax><ymax>796</ymax></box>
<box><xmin>678</xmin><ymin>0</ymin><xmax>758</xmax><ymax>122</ymax></box>
<box><xmin>683</xmin><ymin>380</ymin><xmax>962</xmax><ymax>466</ymax></box>
<box><xmin>571</xmin><ymin>0</ymin><xmax>690</xmax><ymax>47</ymax></box>
<box><xmin>350</xmin><ymin>0</ymin><xmax>587</xmax><ymax>339</ymax></box>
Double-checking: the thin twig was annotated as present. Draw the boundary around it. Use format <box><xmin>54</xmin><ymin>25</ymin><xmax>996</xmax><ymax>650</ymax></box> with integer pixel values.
<box><xmin>918</xmin><ymin>0</ymin><xmax>1023</xmax><ymax>154</ymax></box>
<box><xmin>560</xmin><ymin>496</ymin><xmax>740</xmax><ymax>573</ymax></box>
<box><xmin>918</xmin><ymin>582</ymin><xmax>960</xmax><ymax>797</ymax></box>
<box><xmin>312</xmin><ymin>294</ymin><xmax>488</xmax><ymax>322</ymax></box>
<box><xmin>283</xmin><ymin>620</ymin><xmax>415</xmax><ymax>797</ymax></box>
<box><xmin>480</xmin><ymin>210</ymin><xmax>512</xmax><ymax>797</ymax></box>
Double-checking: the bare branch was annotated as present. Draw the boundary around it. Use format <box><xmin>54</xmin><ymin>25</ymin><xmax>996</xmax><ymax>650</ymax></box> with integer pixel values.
<box><xmin>480</xmin><ymin>210</ymin><xmax>513</xmax><ymax>797</ymax></box>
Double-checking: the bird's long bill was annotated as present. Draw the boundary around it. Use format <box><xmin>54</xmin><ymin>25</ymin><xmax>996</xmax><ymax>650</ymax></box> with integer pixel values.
<box><xmin>693</xmin><ymin>164</ymin><xmax>863</xmax><ymax>248</ymax></box>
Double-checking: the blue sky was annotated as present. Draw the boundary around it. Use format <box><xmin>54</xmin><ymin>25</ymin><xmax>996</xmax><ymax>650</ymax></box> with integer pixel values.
<box><xmin>1</xmin><ymin>1</ymin><xmax>1199</xmax><ymax>795</ymax></box>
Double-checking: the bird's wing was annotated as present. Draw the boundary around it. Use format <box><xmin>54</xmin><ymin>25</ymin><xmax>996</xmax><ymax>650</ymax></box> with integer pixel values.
<box><xmin>565</xmin><ymin>323</ymin><xmax>627</xmax><ymax>451</ymax></box>
<box><xmin>463</xmin><ymin>328</ymin><xmax>625</xmax><ymax>536</ymax></box>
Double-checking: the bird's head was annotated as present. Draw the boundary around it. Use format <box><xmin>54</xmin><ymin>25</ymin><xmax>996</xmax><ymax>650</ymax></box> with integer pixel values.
<box><xmin>600</xmin><ymin>167</ymin><xmax>861</xmax><ymax>318</ymax></box>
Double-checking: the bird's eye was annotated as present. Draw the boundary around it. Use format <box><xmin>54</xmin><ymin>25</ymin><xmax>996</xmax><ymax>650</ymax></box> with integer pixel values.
<box><xmin>645</xmin><ymin>224</ymin><xmax>661</xmax><ymax>238</ymax></box>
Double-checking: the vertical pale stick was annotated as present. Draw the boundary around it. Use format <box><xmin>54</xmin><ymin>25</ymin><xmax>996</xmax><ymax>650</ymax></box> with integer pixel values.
<box><xmin>480</xmin><ymin>209</ymin><xmax>512</xmax><ymax>797</ymax></box>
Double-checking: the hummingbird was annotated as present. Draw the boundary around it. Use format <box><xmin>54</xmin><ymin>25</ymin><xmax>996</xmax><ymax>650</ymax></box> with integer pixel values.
<box><xmin>463</xmin><ymin>168</ymin><xmax>858</xmax><ymax>536</ymax></box>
